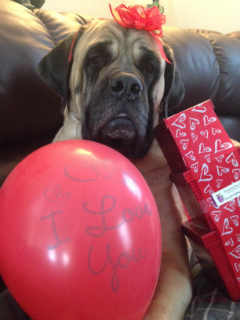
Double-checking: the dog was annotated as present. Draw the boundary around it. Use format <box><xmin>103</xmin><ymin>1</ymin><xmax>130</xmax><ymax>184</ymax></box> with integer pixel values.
<box><xmin>39</xmin><ymin>19</ymin><xmax>192</xmax><ymax>320</ymax></box>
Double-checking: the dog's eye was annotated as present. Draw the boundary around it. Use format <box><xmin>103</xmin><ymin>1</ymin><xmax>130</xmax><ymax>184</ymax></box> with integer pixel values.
<box><xmin>142</xmin><ymin>61</ymin><xmax>155</xmax><ymax>74</ymax></box>
<box><xmin>86</xmin><ymin>54</ymin><xmax>108</xmax><ymax>69</ymax></box>
<box><xmin>137</xmin><ymin>51</ymin><xmax>160</xmax><ymax>81</ymax></box>
<box><xmin>89</xmin><ymin>55</ymin><xmax>104</xmax><ymax>67</ymax></box>
<box><xmin>138</xmin><ymin>56</ymin><xmax>158</xmax><ymax>75</ymax></box>
<box><xmin>85</xmin><ymin>43</ymin><xmax>112</xmax><ymax>71</ymax></box>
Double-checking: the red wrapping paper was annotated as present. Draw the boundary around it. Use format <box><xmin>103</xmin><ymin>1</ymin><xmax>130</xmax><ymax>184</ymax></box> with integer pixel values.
<box><xmin>156</xmin><ymin>99</ymin><xmax>240</xmax><ymax>300</ymax></box>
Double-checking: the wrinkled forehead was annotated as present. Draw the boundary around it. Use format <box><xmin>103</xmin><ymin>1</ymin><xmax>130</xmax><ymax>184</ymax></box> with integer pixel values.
<box><xmin>80</xmin><ymin>19</ymin><xmax>161</xmax><ymax>58</ymax></box>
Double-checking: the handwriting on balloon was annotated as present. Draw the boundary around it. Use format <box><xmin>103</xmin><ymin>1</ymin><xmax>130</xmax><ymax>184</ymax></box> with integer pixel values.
<box><xmin>41</xmin><ymin>191</ymin><xmax>150</xmax><ymax>293</ymax></box>
<box><xmin>64</xmin><ymin>166</ymin><xmax>111</xmax><ymax>183</ymax></box>
<box><xmin>82</xmin><ymin>194</ymin><xmax>152</xmax><ymax>237</ymax></box>
<box><xmin>40</xmin><ymin>210</ymin><xmax>70</xmax><ymax>250</ymax></box>
<box><xmin>43</xmin><ymin>184</ymin><xmax>71</xmax><ymax>203</ymax></box>
<box><xmin>88</xmin><ymin>242</ymin><xmax>145</xmax><ymax>292</ymax></box>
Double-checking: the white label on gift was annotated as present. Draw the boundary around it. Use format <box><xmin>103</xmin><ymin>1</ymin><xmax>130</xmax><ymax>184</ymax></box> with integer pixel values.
<box><xmin>212</xmin><ymin>180</ymin><xmax>240</xmax><ymax>207</ymax></box>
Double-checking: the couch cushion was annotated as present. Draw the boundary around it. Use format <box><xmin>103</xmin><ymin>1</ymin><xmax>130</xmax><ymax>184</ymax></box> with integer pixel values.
<box><xmin>163</xmin><ymin>27</ymin><xmax>240</xmax><ymax>140</ymax></box>
<box><xmin>0</xmin><ymin>1</ymin><xmax>85</xmax><ymax>145</ymax></box>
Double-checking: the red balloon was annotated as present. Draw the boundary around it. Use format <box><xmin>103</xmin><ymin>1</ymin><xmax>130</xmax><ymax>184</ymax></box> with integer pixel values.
<box><xmin>0</xmin><ymin>140</ymin><xmax>161</xmax><ymax>320</ymax></box>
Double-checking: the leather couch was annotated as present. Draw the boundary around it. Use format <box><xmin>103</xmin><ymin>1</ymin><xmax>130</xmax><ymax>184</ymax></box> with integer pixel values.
<box><xmin>1</xmin><ymin>0</ymin><xmax>240</xmax><ymax>186</ymax></box>
<box><xmin>0</xmin><ymin>0</ymin><xmax>85</xmax><ymax>184</ymax></box>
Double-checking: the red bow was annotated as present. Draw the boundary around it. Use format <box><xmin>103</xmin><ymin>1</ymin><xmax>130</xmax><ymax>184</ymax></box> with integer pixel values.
<box><xmin>109</xmin><ymin>4</ymin><xmax>170</xmax><ymax>63</ymax></box>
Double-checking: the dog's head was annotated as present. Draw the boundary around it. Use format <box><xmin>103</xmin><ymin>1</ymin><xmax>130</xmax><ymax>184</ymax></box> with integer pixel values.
<box><xmin>39</xmin><ymin>19</ymin><xmax>184</xmax><ymax>158</ymax></box>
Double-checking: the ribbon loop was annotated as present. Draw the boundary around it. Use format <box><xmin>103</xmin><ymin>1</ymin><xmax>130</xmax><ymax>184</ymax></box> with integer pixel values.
<box><xmin>109</xmin><ymin>3</ymin><xmax>170</xmax><ymax>64</ymax></box>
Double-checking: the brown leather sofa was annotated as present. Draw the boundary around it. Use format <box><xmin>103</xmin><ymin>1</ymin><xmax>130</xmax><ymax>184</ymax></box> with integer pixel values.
<box><xmin>1</xmin><ymin>0</ymin><xmax>240</xmax><ymax>186</ymax></box>
<box><xmin>0</xmin><ymin>0</ymin><xmax>85</xmax><ymax>184</ymax></box>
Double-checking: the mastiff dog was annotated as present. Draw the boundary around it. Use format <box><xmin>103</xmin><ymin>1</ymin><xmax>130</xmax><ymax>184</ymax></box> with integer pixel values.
<box><xmin>39</xmin><ymin>19</ymin><xmax>192</xmax><ymax>320</ymax></box>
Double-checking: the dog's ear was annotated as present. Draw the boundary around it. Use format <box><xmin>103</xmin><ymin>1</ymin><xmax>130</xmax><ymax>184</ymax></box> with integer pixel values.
<box><xmin>38</xmin><ymin>29</ymin><xmax>84</xmax><ymax>101</ymax></box>
<box><xmin>160</xmin><ymin>44</ymin><xmax>185</xmax><ymax>118</ymax></box>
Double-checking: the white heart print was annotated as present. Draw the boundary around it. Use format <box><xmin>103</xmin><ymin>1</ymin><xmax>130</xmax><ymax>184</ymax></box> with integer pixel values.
<box><xmin>199</xmin><ymin>143</ymin><xmax>212</xmax><ymax>154</ymax></box>
<box><xmin>199</xmin><ymin>163</ymin><xmax>213</xmax><ymax>182</ymax></box>
<box><xmin>203</xmin><ymin>115</ymin><xmax>217</xmax><ymax>126</ymax></box>
<box><xmin>172</xmin><ymin>113</ymin><xmax>186</xmax><ymax>129</ymax></box>
<box><xmin>189</xmin><ymin>117</ymin><xmax>200</xmax><ymax>131</ymax></box>
<box><xmin>215</xmin><ymin>139</ymin><xmax>233</xmax><ymax>153</ymax></box>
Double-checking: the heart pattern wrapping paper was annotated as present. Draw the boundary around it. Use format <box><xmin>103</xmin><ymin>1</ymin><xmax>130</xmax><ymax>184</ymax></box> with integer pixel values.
<box><xmin>157</xmin><ymin>99</ymin><xmax>240</xmax><ymax>298</ymax></box>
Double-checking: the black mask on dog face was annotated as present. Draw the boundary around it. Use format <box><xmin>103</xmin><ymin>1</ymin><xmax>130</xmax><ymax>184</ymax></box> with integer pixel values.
<box><xmin>79</xmin><ymin>38</ymin><xmax>162</xmax><ymax>158</ymax></box>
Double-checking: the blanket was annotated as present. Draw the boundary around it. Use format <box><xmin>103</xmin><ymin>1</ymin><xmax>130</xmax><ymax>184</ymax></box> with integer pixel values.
<box><xmin>185</xmin><ymin>270</ymin><xmax>240</xmax><ymax>320</ymax></box>
<box><xmin>1</xmin><ymin>269</ymin><xmax>240</xmax><ymax>320</ymax></box>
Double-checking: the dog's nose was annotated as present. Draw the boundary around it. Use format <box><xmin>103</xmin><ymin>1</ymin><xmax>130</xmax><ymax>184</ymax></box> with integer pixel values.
<box><xmin>111</xmin><ymin>74</ymin><xmax>143</xmax><ymax>101</ymax></box>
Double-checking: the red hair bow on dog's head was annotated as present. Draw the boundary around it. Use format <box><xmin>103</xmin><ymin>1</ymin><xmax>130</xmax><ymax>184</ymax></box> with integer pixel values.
<box><xmin>109</xmin><ymin>1</ymin><xmax>170</xmax><ymax>63</ymax></box>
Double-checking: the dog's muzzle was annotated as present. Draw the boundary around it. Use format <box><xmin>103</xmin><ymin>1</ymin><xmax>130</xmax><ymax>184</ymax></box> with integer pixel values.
<box><xmin>85</xmin><ymin>72</ymin><xmax>150</xmax><ymax>158</ymax></box>
<box><xmin>99</xmin><ymin>113</ymin><xmax>137</xmax><ymax>153</ymax></box>
<box><xmin>101</xmin><ymin>114</ymin><xmax>136</xmax><ymax>140</ymax></box>
<box><xmin>99</xmin><ymin>74</ymin><xmax>143</xmax><ymax>155</ymax></box>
